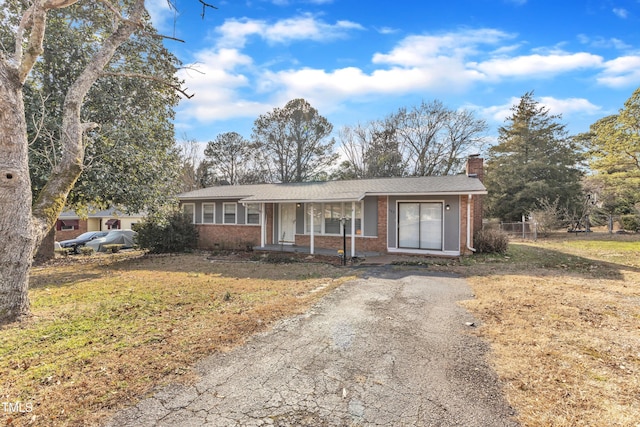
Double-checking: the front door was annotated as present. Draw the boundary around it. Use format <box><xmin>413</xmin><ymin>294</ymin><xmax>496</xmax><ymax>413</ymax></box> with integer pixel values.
<box><xmin>279</xmin><ymin>203</ymin><xmax>297</xmax><ymax>244</ymax></box>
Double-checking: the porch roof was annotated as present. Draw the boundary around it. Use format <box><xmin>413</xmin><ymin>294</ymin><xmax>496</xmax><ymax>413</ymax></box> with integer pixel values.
<box><xmin>178</xmin><ymin>174</ymin><xmax>487</xmax><ymax>203</ymax></box>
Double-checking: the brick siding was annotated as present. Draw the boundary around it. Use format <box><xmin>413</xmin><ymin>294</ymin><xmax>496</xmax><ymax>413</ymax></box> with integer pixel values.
<box><xmin>196</xmin><ymin>224</ymin><xmax>261</xmax><ymax>250</ymax></box>
<box><xmin>466</xmin><ymin>156</ymin><xmax>484</xmax><ymax>233</ymax></box>
<box><xmin>54</xmin><ymin>220</ymin><xmax>88</xmax><ymax>241</ymax></box>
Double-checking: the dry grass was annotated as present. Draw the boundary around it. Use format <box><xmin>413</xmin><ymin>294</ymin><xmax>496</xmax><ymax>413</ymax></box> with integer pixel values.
<box><xmin>0</xmin><ymin>252</ymin><xmax>352</xmax><ymax>426</ymax></box>
<box><xmin>445</xmin><ymin>233</ymin><xmax>640</xmax><ymax>427</ymax></box>
<box><xmin>3</xmin><ymin>236</ymin><xmax>639</xmax><ymax>427</ymax></box>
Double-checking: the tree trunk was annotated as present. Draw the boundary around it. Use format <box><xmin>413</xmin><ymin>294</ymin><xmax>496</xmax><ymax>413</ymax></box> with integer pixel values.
<box><xmin>34</xmin><ymin>226</ymin><xmax>56</xmax><ymax>265</ymax></box>
<box><xmin>0</xmin><ymin>0</ymin><xmax>147</xmax><ymax>324</ymax></box>
<box><xmin>0</xmin><ymin>66</ymin><xmax>37</xmax><ymax>323</ymax></box>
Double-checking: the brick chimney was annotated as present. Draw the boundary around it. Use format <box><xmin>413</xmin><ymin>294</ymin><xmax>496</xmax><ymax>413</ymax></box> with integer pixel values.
<box><xmin>466</xmin><ymin>155</ymin><xmax>484</xmax><ymax>233</ymax></box>
<box><xmin>466</xmin><ymin>154</ymin><xmax>484</xmax><ymax>182</ymax></box>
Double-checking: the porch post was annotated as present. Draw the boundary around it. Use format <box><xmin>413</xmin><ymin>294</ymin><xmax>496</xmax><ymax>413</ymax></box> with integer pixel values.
<box><xmin>351</xmin><ymin>201</ymin><xmax>356</xmax><ymax>257</ymax></box>
<box><xmin>310</xmin><ymin>203</ymin><xmax>315</xmax><ymax>255</ymax></box>
<box><xmin>260</xmin><ymin>203</ymin><xmax>266</xmax><ymax>248</ymax></box>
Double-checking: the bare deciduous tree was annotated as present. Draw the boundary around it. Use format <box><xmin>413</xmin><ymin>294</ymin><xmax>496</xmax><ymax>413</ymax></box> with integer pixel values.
<box><xmin>337</xmin><ymin>100</ymin><xmax>487</xmax><ymax>179</ymax></box>
<box><xmin>252</xmin><ymin>98</ymin><xmax>338</xmax><ymax>183</ymax></box>
<box><xmin>204</xmin><ymin>132</ymin><xmax>252</xmax><ymax>185</ymax></box>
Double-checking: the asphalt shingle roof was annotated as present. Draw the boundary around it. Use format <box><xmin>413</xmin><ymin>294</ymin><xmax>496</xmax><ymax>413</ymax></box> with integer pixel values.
<box><xmin>179</xmin><ymin>175</ymin><xmax>486</xmax><ymax>203</ymax></box>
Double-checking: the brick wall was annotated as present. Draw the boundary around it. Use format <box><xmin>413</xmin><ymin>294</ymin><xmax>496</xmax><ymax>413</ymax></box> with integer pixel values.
<box><xmin>54</xmin><ymin>220</ymin><xmax>88</xmax><ymax>241</ymax></box>
<box><xmin>196</xmin><ymin>224</ymin><xmax>261</xmax><ymax>250</ymax></box>
<box><xmin>375</xmin><ymin>196</ymin><xmax>388</xmax><ymax>253</ymax></box>
<box><xmin>466</xmin><ymin>156</ymin><xmax>484</xmax><ymax>233</ymax></box>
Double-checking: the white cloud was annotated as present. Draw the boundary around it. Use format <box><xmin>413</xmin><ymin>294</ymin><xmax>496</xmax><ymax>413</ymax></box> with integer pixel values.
<box><xmin>177</xmin><ymin>49</ymin><xmax>271</xmax><ymax>121</ymax></box>
<box><xmin>262</xmin><ymin>64</ymin><xmax>480</xmax><ymax>105</ymax></box>
<box><xmin>372</xmin><ymin>29</ymin><xmax>514</xmax><ymax>67</ymax></box>
<box><xmin>376</xmin><ymin>26</ymin><xmax>399</xmax><ymax>35</ymax></box>
<box><xmin>469</xmin><ymin>52</ymin><xmax>603</xmax><ymax>79</ymax></box>
<box><xmin>578</xmin><ymin>34</ymin><xmax>631</xmax><ymax>50</ymax></box>
<box><xmin>613</xmin><ymin>8</ymin><xmax>628</xmax><ymax>18</ymax></box>
<box><xmin>473</xmin><ymin>96</ymin><xmax>600</xmax><ymax>124</ymax></box>
<box><xmin>176</xmin><ymin>23</ymin><xmax>618</xmax><ymax>128</ymax></box>
<box><xmin>474</xmin><ymin>98</ymin><xmax>520</xmax><ymax>122</ymax></box>
<box><xmin>597</xmin><ymin>56</ymin><xmax>640</xmax><ymax>87</ymax></box>
<box><xmin>538</xmin><ymin>96</ymin><xmax>601</xmax><ymax>116</ymax></box>
<box><xmin>145</xmin><ymin>0</ymin><xmax>175</xmax><ymax>34</ymax></box>
<box><xmin>215</xmin><ymin>14</ymin><xmax>364</xmax><ymax>48</ymax></box>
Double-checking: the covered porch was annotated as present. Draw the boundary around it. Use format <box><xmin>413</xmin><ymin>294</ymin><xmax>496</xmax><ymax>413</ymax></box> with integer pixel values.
<box><xmin>250</xmin><ymin>196</ymin><xmax>373</xmax><ymax>259</ymax></box>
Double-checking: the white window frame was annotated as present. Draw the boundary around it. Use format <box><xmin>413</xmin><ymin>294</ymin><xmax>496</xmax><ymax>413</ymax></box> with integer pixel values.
<box><xmin>245</xmin><ymin>203</ymin><xmax>261</xmax><ymax>225</ymax></box>
<box><xmin>304</xmin><ymin>202</ymin><xmax>363</xmax><ymax>236</ymax></box>
<box><xmin>223</xmin><ymin>202</ymin><xmax>237</xmax><ymax>224</ymax></box>
<box><xmin>202</xmin><ymin>203</ymin><xmax>215</xmax><ymax>224</ymax></box>
<box><xmin>182</xmin><ymin>203</ymin><xmax>196</xmax><ymax>224</ymax></box>
<box><xmin>396</xmin><ymin>201</ymin><xmax>444</xmax><ymax>251</ymax></box>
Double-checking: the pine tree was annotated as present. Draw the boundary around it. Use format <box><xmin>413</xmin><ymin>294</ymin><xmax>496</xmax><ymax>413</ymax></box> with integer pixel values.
<box><xmin>484</xmin><ymin>92</ymin><xmax>583</xmax><ymax>221</ymax></box>
<box><xmin>585</xmin><ymin>87</ymin><xmax>640</xmax><ymax>214</ymax></box>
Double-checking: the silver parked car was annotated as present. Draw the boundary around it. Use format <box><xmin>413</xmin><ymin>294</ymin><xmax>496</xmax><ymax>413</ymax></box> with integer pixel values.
<box><xmin>56</xmin><ymin>231</ymin><xmax>109</xmax><ymax>254</ymax></box>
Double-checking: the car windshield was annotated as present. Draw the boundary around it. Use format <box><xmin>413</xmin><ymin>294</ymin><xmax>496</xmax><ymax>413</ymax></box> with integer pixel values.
<box><xmin>75</xmin><ymin>232</ymin><xmax>97</xmax><ymax>240</ymax></box>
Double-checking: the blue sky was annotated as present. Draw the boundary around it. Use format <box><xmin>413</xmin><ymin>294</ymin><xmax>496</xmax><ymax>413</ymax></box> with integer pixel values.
<box><xmin>147</xmin><ymin>0</ymin><xmax>640</xmax><ymax>152</ymax></box>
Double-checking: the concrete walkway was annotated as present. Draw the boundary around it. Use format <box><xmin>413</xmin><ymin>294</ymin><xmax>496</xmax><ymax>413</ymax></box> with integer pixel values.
<box><xmin>106</xmin><ymin>267</ymin><xmax>518</xmax><ymax>427</ymax></box>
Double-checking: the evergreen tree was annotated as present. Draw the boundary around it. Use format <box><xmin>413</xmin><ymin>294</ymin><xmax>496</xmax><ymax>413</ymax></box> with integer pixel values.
<box><xmin>584</xmin><ymin>87</ymin><xmax>640</xmax><ymax>215</ymax></box>
<box><xmin>484</xmin><ymin>92</ymin><xmax>583</xmax><ymax>221</ymax></box>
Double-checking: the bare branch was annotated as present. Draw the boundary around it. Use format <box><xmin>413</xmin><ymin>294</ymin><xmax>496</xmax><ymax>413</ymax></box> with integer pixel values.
<box><xmin>28</xmin><ymin>92</ymin><xmax>49</xmax><ymax>147</ymax></box>
<box><xmin>199</xmin><ymin>0</ymin><xmax>218</xmax><ymax>18</ymax></box>
<box><xmin>149</xmin><ymin>33</ymin><xmax>185</xmax><ymax>43</ymax></box>
<box><xmin>100</xmin><ymin>71</ymin><xmax>194</xmax><ymax>98</ymax></box>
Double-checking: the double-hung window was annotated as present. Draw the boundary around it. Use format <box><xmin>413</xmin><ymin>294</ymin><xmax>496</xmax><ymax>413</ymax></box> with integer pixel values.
<box><xmin>182</xmin><ymin>203</ymin><xmax>195</xmax><ymax>224</ymax></box>
<box><xmin>223</xmin><ymin>203</ymin><xmax>236</xmax><ymax>224</ymax></box>
<box><xmin>202</xmin><ymin>203</ymin><xmax>215</xmax><ymax>224</ymax></box>
<box><xmin>246</xmin><ymin>204</ymin><xmax>260</xmax><ymax>225</ymax></box>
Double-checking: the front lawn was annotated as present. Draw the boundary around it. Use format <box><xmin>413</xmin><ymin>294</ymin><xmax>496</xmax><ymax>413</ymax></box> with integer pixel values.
<box><xmin>449</xmin><ymin>234</ymin><xmax>640</xmax><ymax>427</ymax></box>
<box><xmin>0</xmin><ymin>252</ymin><xmax>351</xmax><ymax>426</ymax></box>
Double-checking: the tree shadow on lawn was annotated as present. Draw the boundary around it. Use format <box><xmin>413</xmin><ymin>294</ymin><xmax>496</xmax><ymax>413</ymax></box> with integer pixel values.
<box><xmin>104</xmin><ymin>252</ymin><xmax>351</xmax><ymax>282</ymax></box>
<box><xmin>460</xmin><ymin>243</ymin><xmax>639</xmax><ymax>281</ymax></box>
<box><xmin>30</xmin><ymin>267</ymin><xmax>105</xmax><ymax>290</ymax></box>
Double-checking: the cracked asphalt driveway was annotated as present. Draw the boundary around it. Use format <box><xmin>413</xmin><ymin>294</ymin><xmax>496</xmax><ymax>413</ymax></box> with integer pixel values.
<box><xmin>106</xmin><ymin>267</ymin><xmax>518</xmax><ymax>427</ymax></box>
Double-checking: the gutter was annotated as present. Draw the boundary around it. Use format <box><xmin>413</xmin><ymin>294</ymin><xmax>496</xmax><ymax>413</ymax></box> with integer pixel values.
<box><xmin>467</xmin><ymin>194</ymin><xmax>476</xmax><ymax>253</ymax></box>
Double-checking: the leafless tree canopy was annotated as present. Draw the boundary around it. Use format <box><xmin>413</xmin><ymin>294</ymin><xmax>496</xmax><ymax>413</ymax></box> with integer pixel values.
<box><xmin>338</xmin><ymin>100</ymin><xmax>487</xmax><ymax>179</ymax></box>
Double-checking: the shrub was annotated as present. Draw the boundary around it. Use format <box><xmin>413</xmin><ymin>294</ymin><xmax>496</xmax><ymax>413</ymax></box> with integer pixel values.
<box><xmin>103</xmin><ymin>244</ymin><xmax>124</xmax><ymax>254</ymax></box>
<box><xmin>474</xmin><ymin>228</ymin><xmax>509</xmax><ymax>254</ymax></box>
<box><xmin>54</xmin><ymin>248</ymin><xmax>71</xmax><ymax>257</ymax></box>
<box><xmin>79</xmin><ymin>246</ymin><xmax>95</xmax><ymax>256</ymax></box>
<box><xmin>619</xmin><ymin>214</ymin><xmax>640</xmax><ymax>232</ymax></box>
<box><xmin>134</xmin><ymin>211</ymin><xmax>199</xmax><ymax>254</ymax></box>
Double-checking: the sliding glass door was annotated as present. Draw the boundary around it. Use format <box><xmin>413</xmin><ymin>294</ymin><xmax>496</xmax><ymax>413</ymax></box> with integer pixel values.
<box><xmin>398</xmin><ymin>202</ymin><xmax>443</xmax><ymax>250</ymax></box>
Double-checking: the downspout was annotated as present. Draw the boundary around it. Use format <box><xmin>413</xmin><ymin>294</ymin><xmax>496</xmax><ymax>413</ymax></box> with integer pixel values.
<box><xmin>467</xmin><ymin>194</ymin><xmax>476</xmax><ymax>253</ymax></box>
